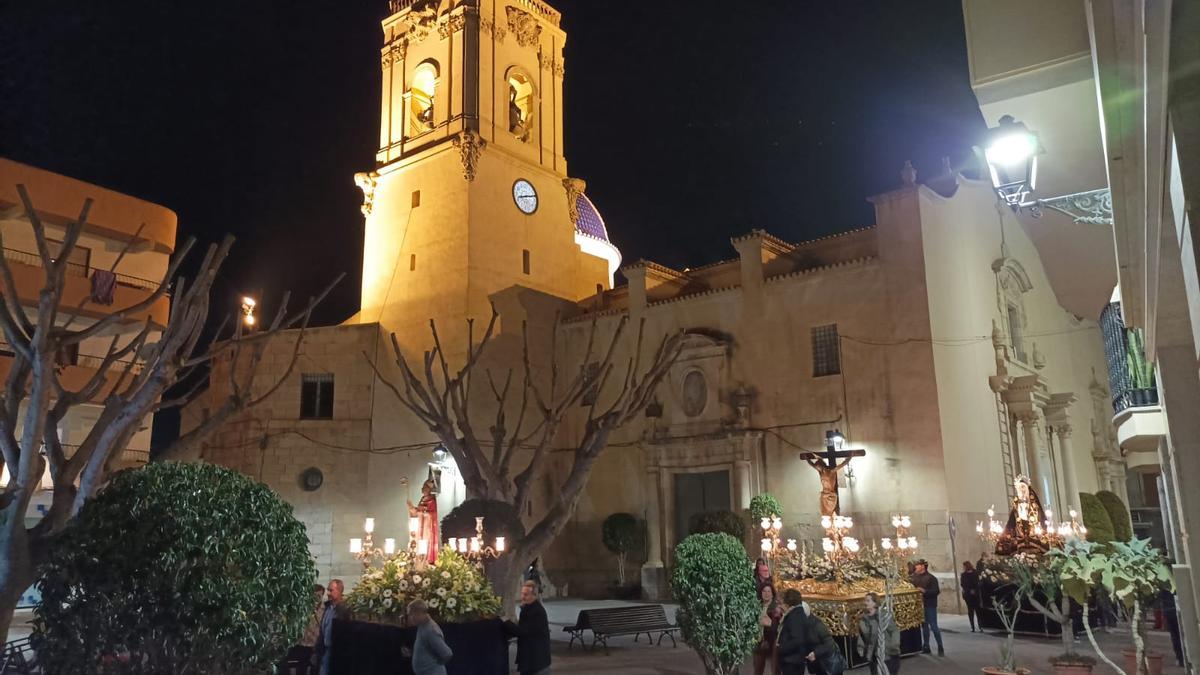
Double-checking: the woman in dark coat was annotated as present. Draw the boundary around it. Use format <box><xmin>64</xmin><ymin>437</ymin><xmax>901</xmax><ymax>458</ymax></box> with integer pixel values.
<box><xmin>777</xmin><ymin>589</ymin><xmax>841</xmax><ymax>675</ymax></box>
<box><xmin>961</xmin><ymin>561</ymin><xmax>981</xmax><ymax>632</ymax></box>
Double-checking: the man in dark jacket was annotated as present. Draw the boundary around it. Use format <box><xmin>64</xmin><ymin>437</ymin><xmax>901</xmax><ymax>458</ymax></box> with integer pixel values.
<box><xmin>504</xmin><ymin>580</ymin><xmax>551</xmax><ymax>674</ymax></box>
<box><xmin>314</xmin><ymin>579</ymin><xmax>348</xmax><ymax>675</ymax></box>
<box><xmin>777</xmin><ymin>589</ymin><xmax>839</xmax><ymax>675</ymax></box>
<box><xmin>909</xmin><ymin>560</ymin><xmax>945</xmax><ymax>656</ymax></box>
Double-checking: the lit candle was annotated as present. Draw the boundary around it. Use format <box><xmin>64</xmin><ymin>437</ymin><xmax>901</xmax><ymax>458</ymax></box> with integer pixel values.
<box><xmin>364</xmin><ymin>517</ymin><xmax>375</xmax><ymax>534</ymax></box>
<box><xmin>901</xmin><ymin>516</ymin><xmax>911</xmax><ymax>528</ymax></box>
<box><xmin>495</xmin><ymin>537</ymin><xmax>506</xmax><ymax>552</ymax></box>
<box><xmin>908</xmin><ymin>537</ymin><xmax>918</xmax><ymax>549</ymax></box>
<box><xmin>761</xmin><ymin>538</ymin><xmax>772</xmax><ymax>552</ymax></box>
<box><xmin>350</xmin><ymin>538</ymin><xmax>363</xmax><ymax>554</ymax></box>
<box><xmin>458</xmin><ymin>537</ymin><xmax>469</xmax><ymax>552</ymax></box>
<box><xmin>881</xmin><ymin>537</ymin><xmax>893</xmax><ymax>550</ymax></box>
<box><xmin>417</xmin><ymin>539</ymin><xmax>429</xmax><ymax>555</ymax></box>
<box><xmin>384</xmin><ymin>538</ymin><xmax>396</xmax><ymax>554</ymax></box>
<box><xmin>409</xmin><ymin>517</ymin><xmax>420</xmax><ymax>534</ymax></box>
<box><xmin>772</xmin><ymin>516</ymin><xmax>783</xmax><ymax>530</ymax></box>
<box><xmin>470</xmin><ymin>537</ymin><xmax>481</xmax><ymax>553</ymax></box>
<box><xmin>786</xmin><ymin>539</ymin><xmax>797</xmax><ymax>551</ymax></box>
<box><xmin>761</xmin><ymin>517</ymin><xmax>771</xmax><ymax>531</ymax></box>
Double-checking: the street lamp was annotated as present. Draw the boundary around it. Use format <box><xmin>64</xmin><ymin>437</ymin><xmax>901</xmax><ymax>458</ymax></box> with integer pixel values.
<box><xmin>826</xmin><ymin>429</ymin><xmax>846</xmax><ymax>451</ymax></box>
<box><xmin>241</xmin><ymin>296</ymin><xmax>257</xmax><ymax>329</ymax></box>
<box><xmin>982</xmin><ymin>115</ymin><xmax>1042</xmax><ymax>211</ymax></box>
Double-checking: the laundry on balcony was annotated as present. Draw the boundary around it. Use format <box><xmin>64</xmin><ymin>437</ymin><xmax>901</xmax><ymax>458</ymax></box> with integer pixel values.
<box><xmin>90</xmin><ymin>269</ymin><xmax>116</xmax><ymax>305</ymax></box>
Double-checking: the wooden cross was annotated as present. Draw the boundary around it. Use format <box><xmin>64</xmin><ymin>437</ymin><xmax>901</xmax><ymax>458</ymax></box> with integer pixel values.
<box><xmin>799</xmin><ymin>430</ymin><xmax>866</xmax><ymax>516</ymax></box>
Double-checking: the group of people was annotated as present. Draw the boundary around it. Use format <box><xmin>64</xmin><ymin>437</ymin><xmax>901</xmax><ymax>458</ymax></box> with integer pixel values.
<box><xmin>752</xmin><ymin>559</ymin><xmax>899</xmax><ymax>675</ymax></box>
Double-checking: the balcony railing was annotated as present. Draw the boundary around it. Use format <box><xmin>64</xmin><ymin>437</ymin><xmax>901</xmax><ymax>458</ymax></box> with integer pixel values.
<box><xmin>0</xmin><ymin>339</ymin><xmax>144</xmax><ymax>375</ymax></box>
<box><xmin>1100</xmin><ymin>301</ymin><xmax>1159</xmax><ymax>415</ymax></box>
<box><xmin>1</xmin><ymin>247</ymin><xmax>161</xmax><ymax>292</ymax></box>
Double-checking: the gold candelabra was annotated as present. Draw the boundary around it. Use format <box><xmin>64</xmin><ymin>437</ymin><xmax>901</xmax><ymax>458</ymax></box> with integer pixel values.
<box><xmin>820</xmin><ymin>514</ymin><xmax>860</xmax><ymax>564</ymax></box>
<box><xmin>448</xmin><ymin>516</ymin><xmax>506</xmax><ymax>567</ymax></box>
<box><xmin>758</xmin><ymin>514</ymin><xmax>796</xmax><ymax>572</ymax></box>
<box><xmin>881</xmin><ymin>514</ymin><xmax>919</xmax><ymax>555</ymax></box>
<box><xmin>349</xmin><ymin>517</ymin><xmax>397</xmax><ymax>570</ymax></box>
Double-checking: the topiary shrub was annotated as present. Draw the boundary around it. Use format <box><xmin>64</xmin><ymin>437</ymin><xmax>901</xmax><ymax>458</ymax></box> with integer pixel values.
<box><xmin>441</xmin><ymin>498</ymin><xmax>526</xmax><ymax>545</ymax></box>
<box><xmin>1096</xmin><ymin>490</ymin><xmax>1133</xmax><ymax>542</ymax></box>
<box><xmin>1080</xmin><ymin>492</ymin><xmax>1116</xmax><ymax>545</ymax></box>
<box><xmin>688</xmin><ymin>510</ymin><xmax>746</xmax><ymax>541</ymax></box>
<box><xmin>32</xmin><ymin>461</ymin><xmax>316</xmax><ymax>674</ymax></box>
<box><xmin>672</xmin><ymin>533</ymin><xmax>760</xmax><ymax>675</ymax></box>
<box><xmin>748</xmin><ymin>493</ymin><xmax>783</xmax><ymax>521</ymax></box>
<box><xmin>601</xmin><ymin>513</ymin><xmax>643</xmax><ymax>585</ymax></box>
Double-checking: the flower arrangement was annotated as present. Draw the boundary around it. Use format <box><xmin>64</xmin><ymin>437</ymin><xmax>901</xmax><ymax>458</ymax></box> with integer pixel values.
<box><xmin>345</xmin><ymin>548</ymin><xmax>501</xmax><ymax>624</ymax></box>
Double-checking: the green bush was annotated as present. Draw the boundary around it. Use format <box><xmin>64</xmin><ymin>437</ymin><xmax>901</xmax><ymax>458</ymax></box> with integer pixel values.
<box><xmin>688</xmin><ymin>510</ymin><xmax>746</xmax><ymax>541</ymax></box>
<box><xmin>32</xmin><ymin>462</ymin><xmax>316</xmax><ymax>674</ymax></box>
<box><xmin>748</xmin><ymin>493</ymin><xmax>783</xmax><ymax>521</ymax></box>
<box><xmin>1080</xmin><ymin>493</ymin><xmax>1116</xmax><ymax>545</ymax></box>
<box><xmin>672</xmin><ymin>533</ymin><xmax>760</xmax><ymax>675</ymax></box>
<box><xmin>1096</xmin><ymin>491</ymin><xmax>1134</xmax><ymax>542</ymax></box>
<box><xmin>441</xmin><ymin>498</ymin><xmax>526</xmax><ymax>544</ymax></box>
<box><xmin>601</xmin><ymin>513</ymin><xmax>643</xmax><ymax>585</ymax></box>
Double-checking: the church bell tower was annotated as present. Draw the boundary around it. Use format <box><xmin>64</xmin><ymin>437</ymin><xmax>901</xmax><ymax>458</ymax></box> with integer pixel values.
<box><xmin>353</xmin><ymin>0</ymin><xmax>618</xmax><ymax>351</ymax></box>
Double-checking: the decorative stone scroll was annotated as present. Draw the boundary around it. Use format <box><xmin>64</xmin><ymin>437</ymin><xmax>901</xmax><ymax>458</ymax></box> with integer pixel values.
<box><xmin>481</xmin><ymin>17</ymin><xmax>506</xmax><ymax>43</ymax></box>
<box><xmin>506</xmin><ymin>6</ymin><xmax>542</xmax><ymax>47</ymax></box>
<box><xmin>451</xmin><ymin>130</ymin><xmax>487</xmax><ymax>181</ymax></box>
<box><xmin>562</xmin><ymin>177</ymin><xmax>586</xmax><ymax>226</ymax></box>
<box><xmin>353</xmin><ymin>171</ymin><xmax>380</xmax><ymax>216</ymax></box>
<box><xmin>438</xmin><ymin>14</ymin><xmax>466</xmax><ymax>39</ymax></box>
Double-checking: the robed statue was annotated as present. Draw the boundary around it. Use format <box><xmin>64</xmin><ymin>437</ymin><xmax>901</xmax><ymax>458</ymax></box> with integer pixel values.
<box><xmin>996</xmin><ymin>474</ymin><xmax>1048</xmax><ymax>556</ymax></box>
<box><xmin>408</xmin><ymin>478</ymin><xmax>440</xmax><ymax>564</ymax></box>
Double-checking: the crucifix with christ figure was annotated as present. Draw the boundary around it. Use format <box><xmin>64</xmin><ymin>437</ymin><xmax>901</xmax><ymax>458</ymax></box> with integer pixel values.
<box><xmin>799</xmin><ymin>429</ymin><xmax>865</xmax><ymax>516</ymax></box>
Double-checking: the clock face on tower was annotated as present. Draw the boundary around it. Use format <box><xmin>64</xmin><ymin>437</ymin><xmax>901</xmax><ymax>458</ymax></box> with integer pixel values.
<box><xmin>512</xmin><ymin>179</ymin><xmax>538</xmax><ymax>214</ymax></box>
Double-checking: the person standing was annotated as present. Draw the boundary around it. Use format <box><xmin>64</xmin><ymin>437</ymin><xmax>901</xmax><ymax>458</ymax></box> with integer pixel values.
<box><xmin>909</xmin><ymin>560</ymin><xmax>944</xmax><ymax>656</ymax></box>
<box><xmin>754</xmin><ymin>558</ymin><xmax>774</xmax><ymax>594</ymax></box>
<box><xmin>408</xmin><ymin>599</ymin><xmax>454</xmax><ymax>675</ymax></box>
<box><xmin>858</xmin><ymin>592</ymin><xmax>900</xmax><ymax>675</ymax></box>
<box><xmin>314</xmin><ymin>579</ymin><xmax>348</xmax><ymax>675</ymax></box>
<box><xmin>961</xmin><ymin>561</ymin><xmax>980</xmax><ymax>633</ymax></box>
<box><xmin>777</xmin><ymin>588</ymin><xmax>842</xmax><ymax>675</ymax></box>
<box><xmin>503</xmin><ymin>580</ymin><xmax>551</xmax><ymax>675</ymax></box>
<box><xmin>754</xmin><ymin>584</ymin><xmax>782</xmax><ymax>675</ymax></box>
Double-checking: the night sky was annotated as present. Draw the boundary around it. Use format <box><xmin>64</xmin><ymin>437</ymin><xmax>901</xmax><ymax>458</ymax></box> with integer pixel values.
<box><xmin>1</xmin><ymin>1</ymin><xmax>985</xmax><ymax>442</ymax></box>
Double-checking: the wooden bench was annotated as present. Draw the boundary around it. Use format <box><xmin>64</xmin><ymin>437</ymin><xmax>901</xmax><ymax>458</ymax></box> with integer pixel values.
<box><xmin>562</xmin><ymin>604</ymin><xmax>678</xmax><ymax>654</ymax></box>
<box><xmin>0</xmin><ymin>637</ymin><xmax>38</xmax><ymax>674</ymax></box>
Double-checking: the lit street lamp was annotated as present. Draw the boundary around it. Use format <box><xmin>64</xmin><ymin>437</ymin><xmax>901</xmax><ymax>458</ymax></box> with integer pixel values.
<box><xmin>982</xmin><ymin>115</ymin><xmax>1042</xmax><ymax>211</ymax></box>
<box><xmin>241</xmin><ymin>296</ymin><xmax>257</xmax><ymax>329</ymax></box>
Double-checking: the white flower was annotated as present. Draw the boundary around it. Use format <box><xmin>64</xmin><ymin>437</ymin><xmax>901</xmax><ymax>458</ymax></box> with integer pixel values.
<box><xmin>383</xmin><ymin>597</ymin><xmax>393</xmax><ymax>608</ymax></box>
<box><xmin>412</xmin><ymin>575</ymin><xmax>422</xmax><ymax>584</ymax></box>
<box><xmin>398</xmin><ymin>580</ymin><xmax>409</xmax><ymax>590</ymax></box>
<box><xmin>446</xmin><ymin>598</ymin><xmax>457</xmax><ymax>608</ymax></box>
<box><xmin>422</xmin><ymin>578</ymin><xmax>431</xmax><ymax>588</ymax></box>
<box><xmin>428</xmin><ymin>597</ymin><xmax>440</xmax><ymax>608</ymax></box>
<box><xmin>441</xmin><ymin>571</ymin><xmax>451</xmax><ymax>579</ymax></box>
<box><xmin>435</xmin><ymin>587</ymin><xmax>447</xmax><ymax>597</ymax></box>
<box><xmin>383</xmin><ymin>589</ymin><xmax>393</xmax><ymax>598</ymax></box>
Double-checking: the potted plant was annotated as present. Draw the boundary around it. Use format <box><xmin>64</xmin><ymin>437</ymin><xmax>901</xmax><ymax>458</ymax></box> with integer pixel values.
<box><xmin>602</xmin><ymin>512</ymin><xmax>644</xmax><ymax>599</ymax></box>
<box><xmin>1125</xmin><ymin>328</ymin><xmax>1156</xmax><ymax>404</ymax></box>
<box><xmin>995</xmin><ymin>551</ymin><xmax>1094</xmax><ymax>674</ymax></box>
<box><xmin>671</xmin><ymin>533</ymin><xmax>761</xmax><ymax>675</ymax></box>
<box><xmin>1060</xmin><ymin>538</ymin><xmax>1174</xmax><ymax>675</ymax></box>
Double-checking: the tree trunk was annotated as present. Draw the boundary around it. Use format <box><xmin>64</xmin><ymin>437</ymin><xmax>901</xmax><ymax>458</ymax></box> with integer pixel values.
<box><xmin>1082</xmin><ymin>602</ymin><xmax>1126</xmax><ymax>674</ymax></box>
<box><xmin>0</xmin><ymin>506</ymin><xmax>36</xmax><ymax>644</ymax></box>
<box><xmin>485</xmin><ymin>553</ymin><xmax>527</xmax><ymax>617</ymax></box>
<box><xmin>1132</xmin><ymin>599</ymin><xmax>1147</xmax><ymax>675</ymax></box>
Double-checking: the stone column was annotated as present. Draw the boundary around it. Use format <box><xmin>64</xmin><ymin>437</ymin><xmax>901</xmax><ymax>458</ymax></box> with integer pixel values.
<box><xmin>641</xmin><ymin>467</ymin><xmax>665</xmax><ymax>599</ymax></box>
<box><xmin>1017</xmin><ymin>412</ymin><xmax>1053</xmax><ymax>511</ymax></box>
<box><xmin>1055</xmin><ymin>423</ymin><xmax>1081</xmax><ymax>511</ymax></box>
<box><xmin>734</xmin><ymin>460</ymin><xmax>752</xmax><ymax>512</ymax></box>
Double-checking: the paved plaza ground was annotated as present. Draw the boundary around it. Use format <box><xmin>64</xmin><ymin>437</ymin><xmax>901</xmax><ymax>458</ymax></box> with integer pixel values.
<box><xmin>539</xmin><ymin>600</ymin><xmax>1186</xmax><ymax>674</ymax></box>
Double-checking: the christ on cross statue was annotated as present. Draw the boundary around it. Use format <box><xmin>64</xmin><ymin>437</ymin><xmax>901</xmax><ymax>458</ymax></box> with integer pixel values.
<box><xmin>799</xmin><ymin>430</ymin><xmax>865</xmax><ymax>516</ymax></box>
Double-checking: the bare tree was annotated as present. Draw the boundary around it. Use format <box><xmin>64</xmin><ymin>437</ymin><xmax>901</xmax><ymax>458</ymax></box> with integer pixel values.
<box><xmin>0</xmin><ymin>185</ymin><xmax>340</xmax><ymax>641</ymax></box>
<box><xmin>368</xmin><ymin>307</ymin><xmax>683</xmax><ymax>605</ymax></box>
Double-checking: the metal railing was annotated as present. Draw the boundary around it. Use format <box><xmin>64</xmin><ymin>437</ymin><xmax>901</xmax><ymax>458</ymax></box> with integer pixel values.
<box><xmin>0</xmin><ymin>339</ymin><xmax>144</xmax><ymax>375</ymax></box>
<box><xmin>1100</xmin><ymin>301</ymin><xmax>1159</xmax><ymax>415</ymax></box>
<box><xmin>1</xmin><ymin>246</ymin><xmax>160</xmax><ymax>293</ymax></box>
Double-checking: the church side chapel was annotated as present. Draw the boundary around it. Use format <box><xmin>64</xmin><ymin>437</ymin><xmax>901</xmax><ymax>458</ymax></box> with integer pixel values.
<box><xmin>184</xmin><ymin>0</ymin><xmax>1126</xmax><ymax>649</ymax></box>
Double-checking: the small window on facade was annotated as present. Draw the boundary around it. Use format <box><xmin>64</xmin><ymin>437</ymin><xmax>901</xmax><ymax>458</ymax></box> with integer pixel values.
<box><xmin>410</xmin><ymin>254</ymin><xmax>417</xmax><ymax>271</ymax></box>
<box><xmin>412</xmin><ymin>190</ymin><xmax>421</xmax><ymax>207</ymax></box>
<box><xmin>811</xmin><ymin>324</ymin><xmax>841</xmax><ymax>377</ymax></box>
<box><xmin>300</xmin><ymin>373</ymin><xmax>335</xmax><ymax>419</ymax></box>
<box><xmin>1007</xmin><ymin>303</ymin><xmax>1027</xmax><ymax>362</ymax></box>
<box><xmin>522</xmin><ymin>249</ymin><xmax>531</xmax><ymax>275</ymax></box>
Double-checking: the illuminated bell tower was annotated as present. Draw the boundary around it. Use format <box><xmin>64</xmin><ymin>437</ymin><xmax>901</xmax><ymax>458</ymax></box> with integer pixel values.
<box><xmin>354</xmin><ymin>0</ymin><xmax>619</xmax><ymax>352</ymax></box>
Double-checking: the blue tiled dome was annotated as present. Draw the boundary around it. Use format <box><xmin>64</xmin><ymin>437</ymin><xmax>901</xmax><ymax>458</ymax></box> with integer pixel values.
<box><xmin>575</xmin><ymin>194</ymin><xmax>609</xmax><ymax>242</ymax></box>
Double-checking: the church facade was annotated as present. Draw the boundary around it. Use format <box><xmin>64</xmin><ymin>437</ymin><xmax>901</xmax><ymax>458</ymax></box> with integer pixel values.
<box><xmin>184</xmin><ymin>0</ymin><xmax>1124</xmax><ymax>609</ymax></box>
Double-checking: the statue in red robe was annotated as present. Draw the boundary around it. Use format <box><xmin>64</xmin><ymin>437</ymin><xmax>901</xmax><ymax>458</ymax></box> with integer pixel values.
<box><xmin>408</xmin><ymin>479</ymin><xmax>439</xmax><ymax>565</ymax></box>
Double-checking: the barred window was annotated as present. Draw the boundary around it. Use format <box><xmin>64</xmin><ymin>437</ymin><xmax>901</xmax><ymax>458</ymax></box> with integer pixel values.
<box><xmin>300</xmin><ymin>373</ymin><xmax>335</xmax><ymax>419</ymax></box>
<box><xmin>811</xmin><ymin>324</ymin><xmax>841</xmax><ymax>377</ymax></box>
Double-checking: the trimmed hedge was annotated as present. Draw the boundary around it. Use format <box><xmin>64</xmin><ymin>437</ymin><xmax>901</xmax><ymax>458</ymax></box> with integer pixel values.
<box><xmin>748</xmin><ymin>493</ymin><xmax>783</xmax><ymax>521</ymax></box>
<box><xmin>1080</xmin><ymin>492</ymin><xmax>1116</xmax><ymax>545</ymax></box>
<box><xmin>1096</xmin><ymin>490</ymin><xmax>1134</xmax><ymax>542</ymax></box>
<box><xmin>671</xmin><ymin>533</ymin><xmax>760</xmax><ymax>675</ymax></box>
<box><xmin>688</xmin><ymin>510</ymin><xmax>746</xmax><ymax>541</ymax></box>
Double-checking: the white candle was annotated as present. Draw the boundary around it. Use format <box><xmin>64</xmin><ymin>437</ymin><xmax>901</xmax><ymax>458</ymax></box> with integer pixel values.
<box><xmin>417</xmin><ymin>539</ymin><xmax>429</xmax><ymax>555</ymax></box>
<box><xmin>458</xmin><ymin>537</ymin><xmax>468</xmax><ymax>552</ymax></box>
<box><xmin>350</xmin><ymin>538</ymin><xmax>363</xmax><ymax>554</ymax></box>
<box><xmin>409</xmin><ymin>517</ymin><xmax>420</xmax><ymax>535</ymax></box>
<box><xmin>364</xmin><ymin>517</ymin><xmax>375</xmax><ymax>534</ymax></box>
<box><xmin>495</xmin><ymin>537</ymin><xmax>506</xmax><ymax>552</ymax></box>
<box><xmin>384</xmin><ymin>538</ymin><xmax>396</xmax><ymax>554</ymax></box>
<box><xmin>470</xmin><ymin>537</ymin><xmax>481</xmax><ymax>553</ymax></box>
